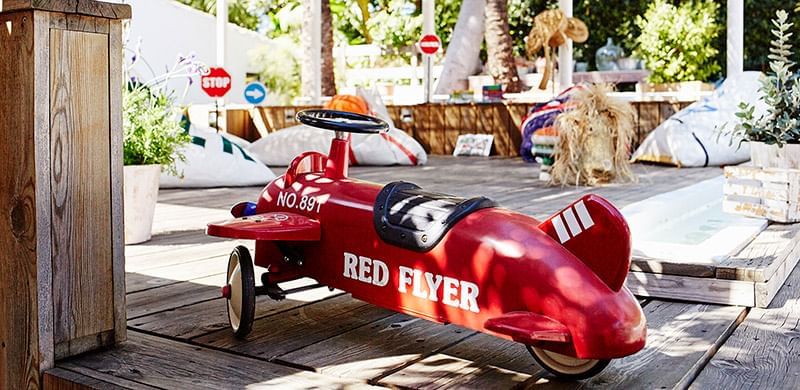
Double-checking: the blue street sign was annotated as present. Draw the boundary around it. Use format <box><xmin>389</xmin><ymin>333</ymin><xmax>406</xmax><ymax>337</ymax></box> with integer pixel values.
<box><xmin>244</xmin><ymin>81</ymin><xmax>267</xmax><ymax>105</ymax></box>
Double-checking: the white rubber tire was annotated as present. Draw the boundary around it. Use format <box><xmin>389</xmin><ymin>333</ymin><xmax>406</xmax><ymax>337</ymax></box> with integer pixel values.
<box><xmin>527</xmin><ymin>346</ymin><xmax>610</xmax><ymax>380</ymax></box>
<box><xmin>226</xmin><ymin>246</ymin><xmax>255</xmax><ymax>339</ymax></box>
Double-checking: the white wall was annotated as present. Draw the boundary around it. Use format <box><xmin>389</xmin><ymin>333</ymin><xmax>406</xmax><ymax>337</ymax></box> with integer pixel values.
<box><xmin>125</xmin><ymin>0</ymin><xmax>270</xmax><ymax>104</ymax></box>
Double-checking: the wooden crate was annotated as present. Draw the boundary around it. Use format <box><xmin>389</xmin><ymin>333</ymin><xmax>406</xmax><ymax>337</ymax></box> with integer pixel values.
<box><xmin>723</xmin><ymin>165</ymin><xmax>800</xmax><ymax>223</ymax></box>
<box><xmin>627</xmin><ymin>222</ymin><xmax>800</xmax><ymax>308</ymax></box>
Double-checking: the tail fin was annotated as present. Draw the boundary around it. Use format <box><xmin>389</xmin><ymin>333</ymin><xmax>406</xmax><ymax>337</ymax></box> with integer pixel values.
<box><xmin>538</xmin><ymin>195</ymin><xmax>631</xmax><ymax>291</ymax></box>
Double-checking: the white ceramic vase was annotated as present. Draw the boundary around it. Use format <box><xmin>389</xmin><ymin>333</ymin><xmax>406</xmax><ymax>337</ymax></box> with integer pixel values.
<box><xmin>123</xmin><ymin>164</ymin><xmax>161</xmax><ymax>244</ymax></box>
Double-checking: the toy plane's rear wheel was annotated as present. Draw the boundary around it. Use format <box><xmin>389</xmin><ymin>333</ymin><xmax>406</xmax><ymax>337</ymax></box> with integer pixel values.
<box><xmin>225</xmin><ymin>246</ymin><xmax>255</xmax><ymax>339</ymax></box>
<box><xmin>527</xmin><ymin>346</ymin><xmax>610</xmax><ymax>380</ymax></box>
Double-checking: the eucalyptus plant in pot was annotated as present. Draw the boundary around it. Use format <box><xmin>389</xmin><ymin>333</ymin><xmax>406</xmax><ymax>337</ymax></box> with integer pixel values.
<box><xmin>730</xmin><ymin>10</ymin><xmax>800</xmax><ymax>169</ymax></box>
<box><xmin>122</xmin><ymin>49</ymin><xmax>205</xmax><ymax>244</ymax></box>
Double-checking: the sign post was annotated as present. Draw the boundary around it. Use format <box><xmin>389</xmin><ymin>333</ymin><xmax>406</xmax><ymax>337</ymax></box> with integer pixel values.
<box><xmin>418</xmin><ymin>34</ymin><xmax>440</xmax><ymax>103</ymax></box>
<box><xmin>201</xmin><ymin>67</ymin><xmax>232</xmax><ymax>131</ymax></box>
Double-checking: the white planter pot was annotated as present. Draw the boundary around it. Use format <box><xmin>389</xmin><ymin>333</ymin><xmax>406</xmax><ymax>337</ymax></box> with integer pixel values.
<box><xmin>124</xmin><ymin>164</ymin><xmax>161</xmax><ymax>244</ymax></box>
<box><xmin>750</xmin><ymin>142</ymin><xmax>800</xmax><ymax>169</ymax></box>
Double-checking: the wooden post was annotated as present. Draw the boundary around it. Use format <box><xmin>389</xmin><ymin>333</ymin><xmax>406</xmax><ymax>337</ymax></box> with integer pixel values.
<box><xmin>727</xmin><ymin>0</ymin><xmax>744</xmax><ymax>76</ymax></box>
<box><xmin>557</xmin><ymin>0</ymin><xmax>573</xmax><ymax>89</ymax></box>
<box><xmin>422</xmin><ymin>0</ymin><xmax>434</xmax><ymax>102</ymax></box>
<box><xmin>0</xmin><ymin>1</ymin><xmax>130</xmax><ymax>388</ymax></box>
<box><xmin>216</xmin><ymin>0</ymin><xmax>227</xmax><ymax>130</ymax></box>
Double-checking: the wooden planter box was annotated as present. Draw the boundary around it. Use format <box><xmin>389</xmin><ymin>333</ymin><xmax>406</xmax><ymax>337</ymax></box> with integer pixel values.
<box><xmin>626</xmin><ymin>222</ymin><xmax>800</xmax><ymax>308</ymax></box>
<box><xmin>0</xmin><ymin>2</ymin><xmax>130</xmax><ymax>388</ymax></box>
<box><xmin>723</xmin><ymin>165</ymin><xmax>800</xmax><ymax>223</ymax></box>
<box><xmin>750</xmin><ymin>142</ymin><xmax>800</xmax><ymax>169</ymax></box>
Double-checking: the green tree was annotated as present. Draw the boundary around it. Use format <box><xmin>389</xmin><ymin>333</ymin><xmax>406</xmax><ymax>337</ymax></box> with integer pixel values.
<box><xmin>176</xmin><ymin>0</ymin><xmax>261</xmax><ymax>31</ymax></box>
<box><xmin>633</xmin><ymin>0</ymin><xmax>721</xmax><ymax>83</ymax></box>
<box><xmin>330</xmin><ymin>0</ymin><xmax>463</xmax><ymax>64</ymax></box>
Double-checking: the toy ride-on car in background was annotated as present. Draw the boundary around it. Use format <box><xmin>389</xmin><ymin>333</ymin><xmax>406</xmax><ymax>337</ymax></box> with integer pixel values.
<box><xmin>207</xmin><ymin>110</ymin><xmax>646</xmax><ymax>379</ymax></box>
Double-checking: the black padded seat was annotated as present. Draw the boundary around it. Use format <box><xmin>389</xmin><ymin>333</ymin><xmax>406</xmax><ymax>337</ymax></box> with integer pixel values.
<box><xmin>373</xmin><ymin>181</ymin><xmax>498</xmax><ymax>252</ymax></box>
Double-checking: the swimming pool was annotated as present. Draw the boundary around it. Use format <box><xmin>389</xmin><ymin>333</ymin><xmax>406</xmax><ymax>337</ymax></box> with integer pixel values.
<box><xmin>621</xmin><ymin>176</ymin><xmax>767</xmax><ymax>263</ymax></box>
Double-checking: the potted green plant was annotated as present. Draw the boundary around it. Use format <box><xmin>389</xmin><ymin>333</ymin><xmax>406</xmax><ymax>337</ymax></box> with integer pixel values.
<box><xmin>123</xmin><ymin>85</ymin><xmax>190</xmax><ymax>244</ymax></box>
<box><xmin>722</xmin><ymin>9</ymin><xmax>799</xmax><ymax>223</ymax></box>
<box><xmin>730</xmin><ymin>10</ymin><xmax>800</xmax><ymax>169</ymax></box>
<box><xmin>633</xmin><ymin>0</ymin><xmax>721</xmax><ymax>93</ymax></box>
<box><xmin>123</xmin><ymin>49</ymin><xmax>203</xmax><ymax>244</ymax></box>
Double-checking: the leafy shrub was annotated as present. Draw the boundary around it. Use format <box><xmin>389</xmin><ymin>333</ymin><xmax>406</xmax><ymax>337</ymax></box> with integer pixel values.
<box><xmin>123</xmin><ymin>48</ymin><xmax>201</xmax><ymax>175</ymax></box>
<box><xmin>250</xmin><ymin>35</ymin><xmax>303</xmax><ymax>104</ymax></box>
<box><xmin>730</xmin><ymin>10</ymin><xmax>800</xmax><ymax>146</ymax></box>
<box><xmin>332</xmin><ymin>0</ymin><xmax>462</xmax><ymax>64</ymax></box>
<box><xmin>123</xmin><ymin>86</ymin><xmax>190</xmax><ymax>175</ymax></box>
<box><xmin>633</xmin><ymin>0</ymin><xmax>721</xmax><ymax>83</ymax></box>
<box><xmin>176</xmin><ymin>0</ymin><xmax>261</xmax><ymax>31</ymax></box>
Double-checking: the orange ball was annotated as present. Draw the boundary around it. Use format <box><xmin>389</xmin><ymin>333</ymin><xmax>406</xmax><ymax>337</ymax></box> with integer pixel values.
<box><xmin>324</xmin><ymin>95</ymin><xmax>370</xmax><ymax>115</ymax></box>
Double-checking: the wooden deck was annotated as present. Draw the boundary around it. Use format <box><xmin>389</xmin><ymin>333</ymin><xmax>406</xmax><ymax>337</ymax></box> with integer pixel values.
<box><xmin>48</xmin><ymin>157</ymin><xmax>800</xmax><ymax>389</ymax></box>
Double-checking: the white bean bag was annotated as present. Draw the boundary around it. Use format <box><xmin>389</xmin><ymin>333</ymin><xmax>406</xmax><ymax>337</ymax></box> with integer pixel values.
<box><xmin>247</xmin><ymin>88</ymin><xmax>427</xmax><ymax>166</ymax></box>
<box><xmin>160</xmin><ymin>125</ymin><xmax>276</xmax><ymax>188</ymax></box>
<box><xmin>631</xmin><ymin>71</ymin><xmax>768</xmax><ymax>167</ymax></box>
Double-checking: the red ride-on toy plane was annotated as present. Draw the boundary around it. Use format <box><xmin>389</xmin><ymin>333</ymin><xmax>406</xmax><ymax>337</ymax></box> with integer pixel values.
<box><xmin>207</xmin><ymin>110</ymin><xmax>646</xmax><ymax>379</ymax></box>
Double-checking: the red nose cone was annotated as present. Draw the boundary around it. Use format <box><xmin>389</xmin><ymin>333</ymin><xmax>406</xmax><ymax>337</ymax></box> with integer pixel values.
<box><xmin>221</xmin><ymin>284</ymin><xmax>231</xmax><ymax>299</ymax></box>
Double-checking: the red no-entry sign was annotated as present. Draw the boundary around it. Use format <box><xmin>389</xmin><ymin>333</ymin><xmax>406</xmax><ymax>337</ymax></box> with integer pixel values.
<box><xmin>418</xmin><ymin>34</ymin><xmax>441</xmax><ymax>55</ymax></box>
<box><xmin>201</xmin><ymin>67</ymin><xmax>232</xmax><ymax>98</ymax></box>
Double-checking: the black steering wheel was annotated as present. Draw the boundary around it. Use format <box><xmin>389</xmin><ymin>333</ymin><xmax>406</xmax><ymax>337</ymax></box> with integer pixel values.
<box><xmin>297</xmin><ymin>109</ymin><xmax>389</xmax><ymax>134</ymax></box>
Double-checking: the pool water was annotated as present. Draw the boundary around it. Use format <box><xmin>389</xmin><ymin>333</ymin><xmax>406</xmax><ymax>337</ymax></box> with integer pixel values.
<box><xmin>621</xmin><ymin>176</ymin><xmax>767</xmax><ymax>263</ymax></box>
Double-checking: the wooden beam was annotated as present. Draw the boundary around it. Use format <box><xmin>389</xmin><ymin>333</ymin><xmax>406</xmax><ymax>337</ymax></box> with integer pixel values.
<box><xmin>0</xmin><ymin>10</ymin><xmax>48</xmax><ymax>387</ymax></box>
<box><xmin>422</xmin><ymin>0</ymin><xmax>435</xmax><ymax>102</ymax></box>
<box><xmin>727</xmin><ymin>0</ymin><xmax>744</xmax><ymax>76</ymax></box>
<box><xmin>3</xmin><ymin>0</ymin><xmax>131</xmax><ymax>19</ymax></box>
<box><xmin>558</xmin><ymin>0</ymin><xmax>573</xmax><ymax>88</ymax></box>
<box><xmin>311</xmin><ymin>0</ymin><xmax>321</xmax><ymax>104</ymax></box>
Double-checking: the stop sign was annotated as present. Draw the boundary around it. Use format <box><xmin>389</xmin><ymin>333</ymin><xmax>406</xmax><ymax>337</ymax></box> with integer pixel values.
<box><xmin>201</xmin><ymin>67</ymin><xmax>232</xmax><ymax>98</ymax></box>
<box><xmin>418</xmin><ymin>34</ymin><xmax>441</xmax><ymax>55</ymax></box>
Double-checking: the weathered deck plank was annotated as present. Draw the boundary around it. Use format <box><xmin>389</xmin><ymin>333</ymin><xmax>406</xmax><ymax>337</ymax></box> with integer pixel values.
<box><xmin>126</xmin><ymin>257</ymin><xmax>226</xmax><ymax>294</ymax></box>
<box><xmin>692</xmin><ymin>258</ymin><xmax>800</xmax><ymax>390</ymax></box>
<box><xmin>380</xmin><ymin>301</ymin><xmax>746</xmax><ymax>389</ymax></box>
<box><xmin>716</xmin><ymin>223</ymin><xmax>800</xmax><ymax>282</ymax></box>
<box><xmin>277</xmin><ymin>313</ymin><xmax>473</xmax><ymax>381</ymax></box>
<box><xmin>193</xmin><ymin>294</ymin><xmax>395</xmax><ymax>359</ymax></box>
<box><xmin>54</xmin><ymin>331</ymin><xmax>378</xmax><ymax>389</ymax></box>
<box><xmin>47</xmin><ymin>364</ymin><xmax>161</xmax><ymax>390</ymax></box>
<box><xmin>377</xmin><ymin>332</ymin><xmax>541</xmax><ymax>389</ymax></box>
<box><xmin>350</xmin><ymin>158</ymin><xmax>721</xmax><ymax>217</ymax></box>
<box><xmin>126</xmin><ymin>274</ymin><xmax>223</xmax><ymax>319</ymax></box>
<box><xmin>129</xmin><ymin>279</ymin><xmax>341</xmax><ymax>340</ymax></box>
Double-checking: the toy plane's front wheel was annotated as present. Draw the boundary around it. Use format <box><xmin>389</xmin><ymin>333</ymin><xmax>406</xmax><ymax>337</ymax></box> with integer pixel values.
<box><xmin>527</xmin><ymin>346</ymin><xmax>610</xmax><ymax>380</ymax></box>
<box><xmin>224</xmin><ymin>246</ymin><xmax>256</xmax><ymax>339</ymax></box>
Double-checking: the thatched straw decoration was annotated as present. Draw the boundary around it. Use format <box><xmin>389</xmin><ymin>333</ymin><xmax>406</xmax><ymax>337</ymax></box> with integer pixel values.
<box><xmin>550</xmin><ymin>84</ymin><xmax>637</xmax><ymax>186</ymax></box>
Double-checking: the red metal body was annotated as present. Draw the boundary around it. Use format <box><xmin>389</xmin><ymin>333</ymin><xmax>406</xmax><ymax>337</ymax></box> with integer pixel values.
<box><xmin>208</xmin><ymin>137</ymin><xmax>646</xmax><ymax>361</ymax></box>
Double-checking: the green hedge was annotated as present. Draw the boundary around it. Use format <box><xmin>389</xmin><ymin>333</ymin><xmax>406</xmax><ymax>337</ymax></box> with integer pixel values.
<box><xmin>509</xmin><ymin>0</ymin><xmax>799</xmax><ymax>77</ymax></box>
<box><xmin>722</xmin><ymin>0</ymin><xmax>800</xmax><ymax>73</ymax></box>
